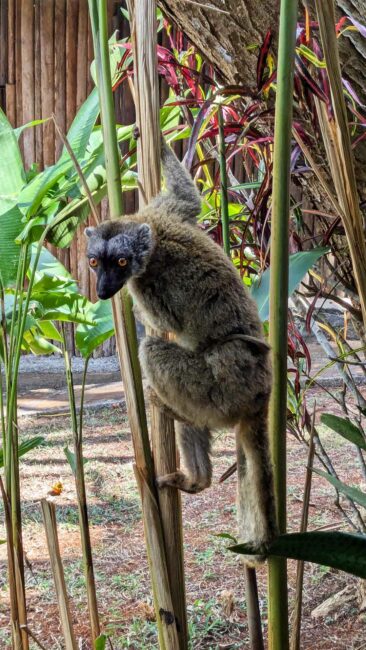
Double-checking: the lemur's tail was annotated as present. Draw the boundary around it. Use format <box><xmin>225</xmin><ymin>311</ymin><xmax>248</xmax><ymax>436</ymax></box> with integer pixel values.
<box><xmin>236</xmin><ymin>411</ymin><xmax>277</xmax><ymax>566</ymax></box>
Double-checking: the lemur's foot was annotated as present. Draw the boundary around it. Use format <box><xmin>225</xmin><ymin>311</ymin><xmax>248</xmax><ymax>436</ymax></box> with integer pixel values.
<box><xmin>146</xmin><ymin>386</ymin><xmax>185</xmax><ymax>422</ymax></box>
<box><xmin>156</xmin><ymin>470</ymin><xmax>211</xmax><ymax>494</ymax></box>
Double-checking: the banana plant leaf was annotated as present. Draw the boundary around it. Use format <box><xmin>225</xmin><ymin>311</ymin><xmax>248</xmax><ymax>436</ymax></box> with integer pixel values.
<box><xmin>0</xmin><ymin>109</ymin><xmax>26</xmax><ymax>287</ymax></box>
<box><xmin>229</xmin><ymin>531</ymin><xmax>366</xmax><ymax>578</ymax></box>
<box><xmin>76</xmin><ymin>299</ymin><xmax>114</xmax><ymax>358</ymax></box>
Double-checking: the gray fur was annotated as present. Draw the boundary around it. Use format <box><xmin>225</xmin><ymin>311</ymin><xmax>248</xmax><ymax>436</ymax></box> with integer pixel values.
<box><xmin>86</xmin><ymin>140</ymin><xmax>276</xmax><ymax>562</ymax></box>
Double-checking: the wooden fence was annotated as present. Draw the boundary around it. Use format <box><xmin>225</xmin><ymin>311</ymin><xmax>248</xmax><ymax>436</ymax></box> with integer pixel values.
<box><xmin>0</xmin><ymin>0</ymin><xmax>139</xmax><ymax>355</ymax></box>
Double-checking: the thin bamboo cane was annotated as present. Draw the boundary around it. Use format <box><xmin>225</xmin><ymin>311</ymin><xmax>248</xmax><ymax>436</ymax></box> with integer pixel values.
<box><xmin>88</xmin><ymin>2</ymin><xmax>182</xmax><ymax>646</ymax></box>
<box><xmin>128</xmin><ymin>0</ymin><xmax>188</xmax><ymax>646</ymax></box>
<box><xmin>41</xmin><ymin>500</ymin><xmax>77</xmax><ymax>650</ymax></box>
<box><xmin>290</xmin><ymin>406</ymin><xmax>316</xmax><ymax>650</ymax></box>
<box><xmin>267</xmin><ymin>0</ymin><xmax>298</xmax><ymax>648</ymax></box>
<box><xmin>218</xmin><ymin>99</ymin><xmax>263</xmax><ymax>650</ymax></box>
<box><xmin>61</xmin><ymin>331</ymin><xmax>101</xmax><ymax>643</ymax></box>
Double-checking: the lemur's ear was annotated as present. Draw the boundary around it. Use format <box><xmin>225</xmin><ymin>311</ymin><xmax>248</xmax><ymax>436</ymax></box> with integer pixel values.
<box><xmin>134</xmin><ymin>223</ymin><xmax>152</xmax><ymax>256</ymax></box>
<box><xmin>84</xmin><ymin>226</ymin><xmax>96</xmax><ymax>238</ymax></box>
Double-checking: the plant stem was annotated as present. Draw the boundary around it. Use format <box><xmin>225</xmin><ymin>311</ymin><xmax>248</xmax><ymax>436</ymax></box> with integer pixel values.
<box><xmin>88</xmin><ymin>2</ymin><xmax>181</xmax><ymax>647</ymax></box>
<box><xmin>218</xmin><ymin>105</ymin><xmax>230</xmax><ymax>256</ymax></box>
<box><xmin>61</xmin><ymin>329</ymin><xmax>100</xmax><ymax>642</ymax></box>
<box><xmin>268</xmin><ymin>0</ymin><xmax>298</xmax><ymax>648</ymax></box>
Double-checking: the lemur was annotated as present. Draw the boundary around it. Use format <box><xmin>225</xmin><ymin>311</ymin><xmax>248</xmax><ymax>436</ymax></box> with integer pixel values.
<box><xmin>85</xmin><ymin>140</ymin><xmax>277</xmax><ymax>561</ymax></box>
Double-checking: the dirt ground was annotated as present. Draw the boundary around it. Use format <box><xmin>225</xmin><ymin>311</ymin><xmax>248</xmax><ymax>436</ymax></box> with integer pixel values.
<box><xmin>1</xmin><ymin>389</ymin><xmax>366</xmax><ymax>649</ymax></box>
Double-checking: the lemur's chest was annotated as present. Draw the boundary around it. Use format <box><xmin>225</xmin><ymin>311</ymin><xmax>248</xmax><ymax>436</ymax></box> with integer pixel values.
<box><xmin>129</xmin><ymin>276</ymin><xmax>184</xmax><ymax>334</ymax></box>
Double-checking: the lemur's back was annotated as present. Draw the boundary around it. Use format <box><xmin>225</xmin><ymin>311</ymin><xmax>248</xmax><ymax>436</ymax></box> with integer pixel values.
<box><xmin>128</xmin><ymin>206</ymin><xmax>263</xmax><ymax>348</ymax></box>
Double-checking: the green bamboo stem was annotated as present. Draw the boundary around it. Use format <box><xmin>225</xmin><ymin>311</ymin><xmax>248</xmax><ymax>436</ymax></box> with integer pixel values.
<box><xmin>88</xmin><ymin>2</ymin><xmax>181</xmax><ymax>647</ymax></box>
<box><xmin>268</xmin><ymin>0</ymin><xmax>298</xmax><ymax>649</ymax></box>
<box><xmin>218</xmin><ymin>105</ymin><xmax>230</xmax><ymax>257</ymax></box>
<box><xmin>218</xmin><ymin>102</ymin><xmax>263</xmax><ymax>650</ymax></box>
<box><xmin>61</xmin><ymin>331</ymin><xmax>100</xmax><ymax>642</ymax></box>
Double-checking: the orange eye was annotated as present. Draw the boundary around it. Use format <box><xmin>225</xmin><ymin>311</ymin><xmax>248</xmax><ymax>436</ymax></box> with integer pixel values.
<box><xmin>118</xmin><ymin>258</ymin><xmax>128</xmax><ymax>267</ymax></box>
<box><xmin>89</xmin><ymin>257</ymin><xmax>98</xmax><ymax>268</ymax></box>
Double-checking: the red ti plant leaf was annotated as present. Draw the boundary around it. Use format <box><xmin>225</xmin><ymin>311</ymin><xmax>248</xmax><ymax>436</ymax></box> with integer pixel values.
<box><xmin>295</xmin><ymin>54</ymin><xmax>328</xmax><ymax>103</ymax></box>
<box><xmin>257</xmin><ymin>29</ymin><xmax>272</xmax><ymax>91</ymax></box>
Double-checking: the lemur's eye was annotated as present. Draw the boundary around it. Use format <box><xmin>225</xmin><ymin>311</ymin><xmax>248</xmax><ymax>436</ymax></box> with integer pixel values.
<box><xmin>89</xmin><ymin>257</ymin><xmax>98</xmax><ymax>268</ymax></box>
<box><xmin>118</xmin><ymin>258</ymin><xmax>128</xmax><ymax>267</ymax></box>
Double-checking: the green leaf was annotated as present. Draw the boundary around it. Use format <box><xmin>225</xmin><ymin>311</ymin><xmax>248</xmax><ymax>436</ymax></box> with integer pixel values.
<box><xmin>64</xmin><ymin>446</ymin><xmax>88</xmax><ymax>476</ymax></box>
<box><xmin>0</xmin><ymin>110</ymin><xmax>27</xmax><ymax>287</ymax></box>
<box><xmin>230</xmin><ymin>531</ymin><xmax>366</xmax><ymax>578</ymax></box>
<box><xmin>0</xmin><ymin>108</ymin><xmax>25</xmax><ymax>197</ymax></box>
<box><xmin>94</xmin><ymin>634</ymin><xmax>107</xmax><ymax>650</ymax></box>
<box><xmin>31</xmin><ymin>244</ymin><xmax>74</xmax><ymax>283</ymax></box>
<box><xmin>215</xmin><ymin>532</ymin><xmax>238</xmax><ymax>543</ymax></box>
<box><xmin>76</xmin><ymin>300</ymin><xmax>115</xmax><ymax>357</ymax></box>
<box><xmin>321</xmin><ymin>413</ymin><xmax>366</xmax><ymax>450</ymax></box>
<box><xmin>59</xmin><ymin>88</ymin><xmax>100</xmax><ymax>163</ymax></box>
<box><xmin>0</xmin><ymin>436</ymin><xmax>45</xmax><ymax>468</ymax></box>
<box><xmin>251</xmin><ymin>248</ymin><xmax>329</xmax><ymax>321</ymax></box>
<box><xmin>313</xmin><ymin>468</ymin><xmax>366</xmax><ymax>509</ymax></box>
<box><xmin>0</xmin><ymin>205</ymin><xmax>24</xmax><ymax>288</ymax></box>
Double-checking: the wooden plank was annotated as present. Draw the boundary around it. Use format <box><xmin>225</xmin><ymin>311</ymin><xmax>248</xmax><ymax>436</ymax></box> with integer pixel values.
<box><xmin>7</xmin><ymin>0</ymin><xmax>15</xmax><ymax>83</ymax></box>
<box><xmin>0</xmin><ymin>0</ymin><xmax>7</xmax><ymax>86</ymax></box>
<box><xmin>15</xmin><ymin>0</ymin><xmax>22</xmax><ymax>126</ymax></box>
<box><xmin>40</xmin><ymin>0</ymin><xmax>55</xmax><ymax>166</ymax></box>
<box><xmin>20</xmin><ymin>0</ymin><xmax>35</xmax><ymax>167</ymax></box>
<box><xmin>34</xmin><ymin>0</ymin><xmax>43</xmax><ymax>166</ymax></box>
<box><xmin>54</xmin><ymin>0</ymin><xmax>66</xmax><ymax>159</ymax></box>
<box><xmin>41</xmin><ymin>500</ymin><xmax>78</xmax><ymax>650</ymax></box>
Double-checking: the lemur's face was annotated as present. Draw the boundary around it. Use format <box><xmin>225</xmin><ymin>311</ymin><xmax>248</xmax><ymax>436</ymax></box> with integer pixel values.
<box><xmin>85</xmin><ymin>222</ymin><xmax>152</xmax><ymax>300</ymax></box>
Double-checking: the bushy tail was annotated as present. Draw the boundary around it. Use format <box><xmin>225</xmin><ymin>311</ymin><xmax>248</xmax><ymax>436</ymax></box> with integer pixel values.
<box><xmin>236</xmin><ymin>411</ymin><xmax>277</xmax><ymax>565</ymax></box>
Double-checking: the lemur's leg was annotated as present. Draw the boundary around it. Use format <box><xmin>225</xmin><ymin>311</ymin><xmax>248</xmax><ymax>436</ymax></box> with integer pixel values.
<box><xmin>139</xmin><ymin>336</ymin><xmax>217</xmax><ymax>426</ymax></box>
<box><xmin>156</xmin><ymin>423</ymin><xmax>212</xmax><ymax>494</ymax></box>
<box><xmin>146</xmin><ymin>385</ymin><xmax>185</xmax><ymax>422</ymax></box>
<box><xmin>149</xmin><ymin>140</ymin><xmax>201</xmax><ymax>224</ymax></box>
<box><xmin>140</xmin><ymin>336</ymin><xmax>218</xmax><ymax>494</ymax></box>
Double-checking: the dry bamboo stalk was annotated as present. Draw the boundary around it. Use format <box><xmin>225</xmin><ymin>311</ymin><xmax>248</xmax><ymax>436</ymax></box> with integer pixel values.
<box><xmin>129</xmin><ymin>0</ymin><xmax>188</xmax><ymax>645</ymax></box>
<box><xmin>40</xmin><ymin>0</ymin><xmax>55</xmax><ymax>166</ymax></box>
<box><xmin>20</xmin><ymin>0</ymin><xmax>35</xmax><ymax>167</ymax></box>
<box><xmin>41</xmin><ymin>500</ymin><xmax>77</xmax><ymax>650</ymax></box>
<box><xmin>290</xmin><ymin>406</ymin><xmax>316</xmax><ymax>650</ymax></box>
<box><xmin>315</xmin><ymin>0</ymin><xmax>366</xmax><ymax>326</ymax></box>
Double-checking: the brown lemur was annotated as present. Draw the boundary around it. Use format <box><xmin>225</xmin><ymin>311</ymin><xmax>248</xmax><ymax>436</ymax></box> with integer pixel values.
<box><xmin>85</xmin><ymin>140</ymin><xmax>277</xmax><ymax>560</ymax></box>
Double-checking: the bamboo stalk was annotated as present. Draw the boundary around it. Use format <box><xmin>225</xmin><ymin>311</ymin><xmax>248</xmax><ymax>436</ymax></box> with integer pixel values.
<box><xmin>290</xmin><ymin>405</ymin><xmax>316</xmax><ymax>650</ymax></box>
<box><xmin>315</xmin><ymin>0</ymin><xmax>366</xmax><ymax>327</ymax></box>
<box><xmin>129</xmin><ymin>1</ymin><xmax>188</xmax><ymax>645</ymax></box>
<box><xmin>218</xmin><ymin>98</ymin><xmax>263</xmax><ymax>650</ymax></box>
<box><xmin>41</xmin><ymin>500</ymin><xmax>77</xmax><ymax>650</ymax></box>
<box><xmin>87</xmin><ymin>2</ymin><xmax>182</xmax><ymax>646</ymax></box>
<box><xmin>267</xmin><ymin>0</ymin><xmax>298</xmax><ymax>648</ymax></box>
<box><xmin>61</xmin><ymin>330</ymin><xmax>101</xmax><ymax>642</ymax></box>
